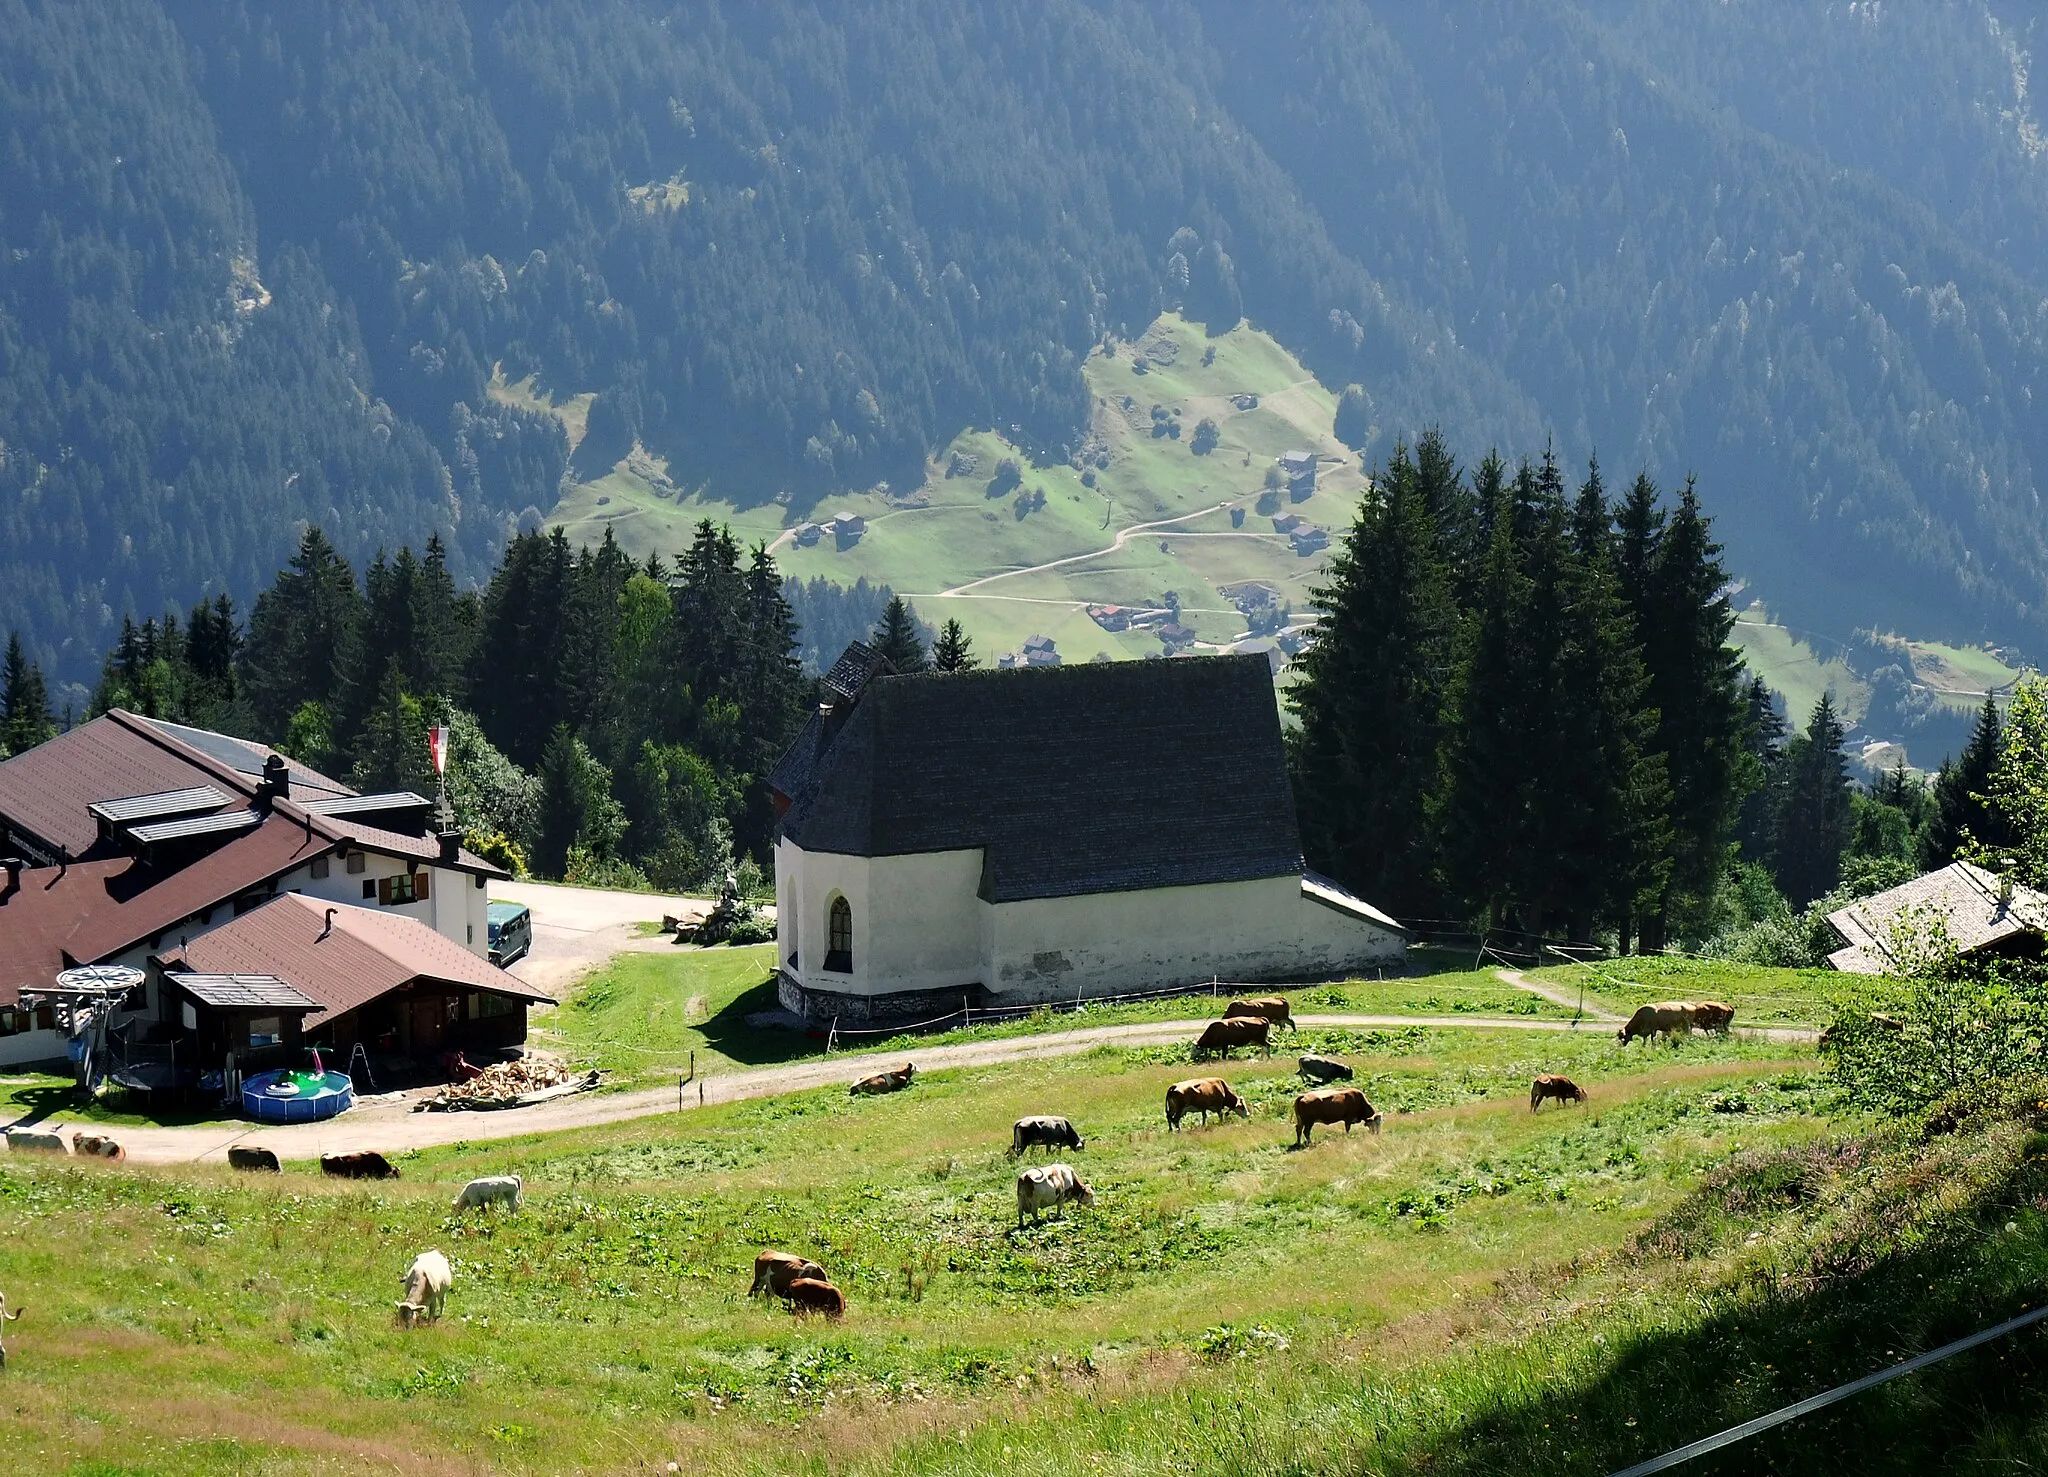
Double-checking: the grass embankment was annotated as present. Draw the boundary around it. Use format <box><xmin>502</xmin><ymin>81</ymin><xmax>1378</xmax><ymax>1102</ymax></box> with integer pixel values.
<box><xmin>1</xmin><ymin>1024</ymin><xmax>1836</xmax><ymax>1473</ymax></box>
<box><xmin>537</xmin><ymin>947</ymin><xmax>1587</xmax><ymax>1090</ymax></box>
<box><xmin>1531</xmin><ymin>952</ymin><xmax>1839</xmax><ymax>1027</ymax></box>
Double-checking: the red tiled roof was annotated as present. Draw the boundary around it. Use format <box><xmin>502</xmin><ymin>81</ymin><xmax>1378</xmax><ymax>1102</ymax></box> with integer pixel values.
<box><xmin>160</xmin><ymin>893</ymin><xmax>552</xmax><ymax>1024</ymax></box>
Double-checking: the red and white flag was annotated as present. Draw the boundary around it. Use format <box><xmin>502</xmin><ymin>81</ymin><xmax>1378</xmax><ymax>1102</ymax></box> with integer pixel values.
<box><xmin>428</xmin><ymin>724</ymin><xmax>450</xmax><ymax>776</ymax></box>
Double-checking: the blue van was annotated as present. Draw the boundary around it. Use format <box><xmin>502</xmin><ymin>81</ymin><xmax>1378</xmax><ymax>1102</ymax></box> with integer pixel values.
<box><xmin>486</xmin><ymin>901</ymin><xmax>533</xmax><ymax>966</ymax></box>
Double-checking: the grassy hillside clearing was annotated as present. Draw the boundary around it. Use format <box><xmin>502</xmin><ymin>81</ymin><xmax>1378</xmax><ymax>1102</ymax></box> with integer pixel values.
<box><xmin>6</xmin><ymin>1019</ymin><xmax>2048</xmax><ymax>1473</ymax></box>
<box><xmin>1527</xmin><ymin>954</ymin><xmax>1843</xmax><ymax>1029</ymax></box>
<box><xmin>523</xmin><ymin>313</ymin><xmax>1365</xmax><ymax>666</ymax></box>
<box><xmin>3</xmin><ymin>1020</ymin><xmax>1836</xmax><ymax>1475</ymax></box>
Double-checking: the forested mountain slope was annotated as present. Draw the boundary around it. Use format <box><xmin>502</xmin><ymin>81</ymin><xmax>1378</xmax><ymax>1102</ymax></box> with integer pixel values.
<box><xmin>6</xmin><ymin>0</ymin><xmax>2048</xmax><ymax>694</ymax></box>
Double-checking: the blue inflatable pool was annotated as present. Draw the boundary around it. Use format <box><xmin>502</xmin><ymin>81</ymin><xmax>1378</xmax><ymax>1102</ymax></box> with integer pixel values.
<box><xmin>240</xmin><ymin>1068</ymin><xmax>354</xmax><ymax>1123</ymax></box>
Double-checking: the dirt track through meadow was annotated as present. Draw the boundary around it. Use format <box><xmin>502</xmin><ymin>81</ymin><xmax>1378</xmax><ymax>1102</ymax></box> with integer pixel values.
<box><xmin>23</xmin><ymin>1008</ymin><xmax>1814</xmax><ymax>1167</ymax></box>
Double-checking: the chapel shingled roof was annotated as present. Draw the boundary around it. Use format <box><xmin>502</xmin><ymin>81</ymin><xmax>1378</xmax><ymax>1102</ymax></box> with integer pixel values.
<box><xmin>771</xmin><ymin>652</ymin><xmax>1305</xmax><ymax>903</ymax></box>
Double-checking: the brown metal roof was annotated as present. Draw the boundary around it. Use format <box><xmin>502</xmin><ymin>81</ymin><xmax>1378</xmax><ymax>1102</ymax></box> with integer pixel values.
<box><xmin>0</xmin><ymin>710</ymin><xmax>349</xmax><ymax>860</ymax></box>
<box><xmin>0</xmin><ymin>815</ymin><xmax>337</xmax><ymax>1004</ymax></box>
<box><xmin>159</xmin><ymin>893</ymin><xmax>552</xmax><ymax>1025</ymax></box>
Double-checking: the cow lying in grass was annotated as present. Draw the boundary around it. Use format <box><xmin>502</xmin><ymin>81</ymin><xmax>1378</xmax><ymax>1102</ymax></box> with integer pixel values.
<box><xmin>322</xmin><ymin>1150</ymin><xmax>400</xmax><ymax>1179</ymax></box>
<box><xmin>1010</xmin><ymin>1115</ymin><xmax>1084</xmax><ymax>1155</ymax></box>
<box><xmin>1193</xmin><ymin>1016</ymin><xmax>1271</xmax><ymax>1059</ymax></box>
<box><xmin>850</xmin><ymin>1063</ymin><xmax>915</xmax><ymax>1096</ymax></box>
<box><xmin>71</xmin><ymin>1133</ymin><xmax>123</xmax><ymax>1161</ymax></box>
<box><xmin>1298</xmin><ymin>1053</ymin><xmax>1353</xmax><ymax>1084</ymax></box>
<box><xmin>452</xmin><ymin>1175</ymin><xmax>523</xmax><ymax>1213</ymax></box>
<box><xmin>0</xmin><ymin>1290</ymin><xmax>20</xmax><ymax>1371</ymax></box>
<box><xmin>5</xmin><ymin>1128</ymin><xmax>66</xmax><ymax>1155</ymax></box>
<box><xmin>1165</xmin><ymin>1077</ymin><xmax>1248</xmax><ymax>1130</ymax></box>
<box><xmin>1016</xmin><ymin>1163</ymin><xmax>1094</xmax><ymax>1227</ymax></box>
<box><xmin>1530</xmin><ymin>1074</ymin><xmax>1589</xmax><ymax>1111</ymax></box>
<box><xmin>394</xmin><ymin>1250</ymin><xmax>451</xmax><ymax>1329</ymax></box>
<box><xmin>1225</xmin><ymin>996</ymin><xmax>1295</xmax><ymax>1031</ymax></box>
<box><xmin>779</xmin><ymin>1278</ymin><xmax>846</xmax><ymax>1319</ymax></box>
<box><xmin>749</xmin><ymin>1250</ymin><xmax>827</xmax><ymax>1298</ymax></box>
<box><xmin>1292</xmin><ymin>1088</ymin><xmax>1381</xmax><ymax>1146</ymax></box>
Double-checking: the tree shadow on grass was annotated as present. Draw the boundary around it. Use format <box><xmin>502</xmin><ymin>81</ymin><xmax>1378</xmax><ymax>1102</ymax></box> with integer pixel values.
<box><xmin>1409</xmin><ymin>1123</ymin><xmax>2048</xmax><ymax>1475</ymax></box>
<box><xmin>2</xmin><ymin>1079</ymin><xmax>234</xmax><ymax>1129</ymax></box>
<box><xmin>694</xmin><ymin>979</ymin><xmax>831</xmax><ymax>1068</ymax></box>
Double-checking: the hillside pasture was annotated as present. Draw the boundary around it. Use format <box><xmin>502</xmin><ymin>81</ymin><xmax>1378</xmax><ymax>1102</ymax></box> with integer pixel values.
<box><xmin>0</xmin><ymin>1023</ymin><xmax>1828</xmax><ymax>1474</ymax></box>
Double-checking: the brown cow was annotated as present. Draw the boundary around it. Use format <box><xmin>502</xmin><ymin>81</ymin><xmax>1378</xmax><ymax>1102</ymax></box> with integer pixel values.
<box><xmin>1165</xmin><ymin>1078</ymin><xmax>1249</xmax><ymax>1130</ymax></box>
<box><xmin>1225</xmin><ymin>997</ymin><xmax>1295</xmax><ymax>1032</ymax></box>
<box><xmin>1530</xmin><ymin>1074</ymin><xmax>1589</xmax><ymax>1111</ymax></box>
<box><xmin>71</xmin><ymin>1133</ymin><xmax>124</xmax><ymax>1161</ymax></box>
<box><xmin>1690</xmin><ymin>1001</ymin><xmax>1736</xmax><ymax>1033</ymax></box>
<box><xmin>1292</xmin><ymin>1088</ymin><xmax>1381</xmax><ymax>1145</ymax></box>
<box><xmin>780</xmin><ymin>1277</ymin><xmax>846</xmax><ymax>1319</ymax></box>
<box><xmin>748</xmin><ymin>1250</ymin><xmax>827</xmax><ymax>1298</ymax></box>
<box><xmin>850</xmin><ymin>1063</ymin><xmax>915</xmax><ymax>1096</ymax></box>
<box><xmin>0</xmin><ymin>1289</ymin><xmax>20</xmax><ymax>1372</ymax></box>
<box><xmin>1617</xmin><ymin>1002</ymin><xmax>1696</xmax><ymax>1045</ymax></box>
<box><xmin>227</xmin><ymin>1146</ymin><xmax>281</xmax><ymax>1173</ymax></box>
<box><xmin>1193</xmin><ymin>1016</ymin><xmax>1271</xmax><ymax>1059</ymax></box>
<box><xmin>320</xmin><ymin>1150</ymin><xmax>400</xmax><ymax>1179</ymax></box>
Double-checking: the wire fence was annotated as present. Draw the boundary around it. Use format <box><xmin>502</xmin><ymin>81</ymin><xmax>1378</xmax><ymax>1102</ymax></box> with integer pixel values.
<box><xmin>811</xmin><ymin>976</ymin><xmax>1298</xmax><ymax>1050</ymax></box>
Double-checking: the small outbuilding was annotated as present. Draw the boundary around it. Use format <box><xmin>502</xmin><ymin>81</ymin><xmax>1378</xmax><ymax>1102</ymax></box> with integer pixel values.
<box><xmin>1826</xmin><ymin>861</ymin><xmax>2048</xmax><ymax>973</ymax></box>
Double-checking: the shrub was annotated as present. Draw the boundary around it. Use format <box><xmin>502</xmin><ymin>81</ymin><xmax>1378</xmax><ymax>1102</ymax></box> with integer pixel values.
<box><xmin>1190</xmin><ymin>418</ymin><xmax>1219</xmax><ymax>455</ymax></box>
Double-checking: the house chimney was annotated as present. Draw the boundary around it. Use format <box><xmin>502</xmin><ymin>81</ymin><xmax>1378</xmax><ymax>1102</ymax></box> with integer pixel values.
<box><xmin>319</xmin><ymin>907</ymin><xmax>337</xmax><ymax>941</ymax></box>
<box><xmin>260</xmin><ymin>753</ymin><xmax>290</xmax><ymax>804</ymax></box>
<box><xmin>1</xmin><ymin>856</ymin><xmax>20</xmax><ymax>897</ymax></box>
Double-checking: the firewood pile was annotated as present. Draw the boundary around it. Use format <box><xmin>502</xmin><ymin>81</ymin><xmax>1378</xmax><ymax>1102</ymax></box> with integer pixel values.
<box><xmin>421</xmin><ymin>1053</ymin><xmax>576</xmax><ymax>1110</ymax></box>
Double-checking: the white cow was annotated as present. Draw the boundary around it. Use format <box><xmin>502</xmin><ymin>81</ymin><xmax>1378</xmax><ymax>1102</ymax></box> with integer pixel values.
<box><xmin>395</xmin><ymin>1250</ymin><xmax>452</xmax><ymax>1328</ymax></box>
<box><xmin>4</xmin><ymin>1128</ymin><xmax>68</xmax><ymax>1155</ymax></box>
<box><xmin>1015</xmin><ymin>1162</ymin><xmax>1095</xmax><ymax>1228</ymax></box>
<box><xmin>451</xmin><ymin>1174</ymin><xmax>523</xmax><ymax>1213</ymax></box>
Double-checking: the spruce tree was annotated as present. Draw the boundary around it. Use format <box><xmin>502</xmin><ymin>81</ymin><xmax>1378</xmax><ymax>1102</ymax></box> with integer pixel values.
<box><xmin>1637</xmin><ymin>479</ymin><xmax>1748</xmax><ymax>946</ymax></box>
<box><xmin>1735</xmin><ymin>674</ymin><xmax>1788</xmax><ymax>865</ymax></box>
<box><xmin>1925</xmin><ymin>696</ymin><xmax>2007</xmax><ymax>868</ymax></box>
<box><xmin>1772</xmin><ymin>692</ymin><xmax>1854</xmax><ymax>907</ymax></box>
<box><xmin>1291</xmin><ymin>440</ymin><xmax>1462</xmax><ymax>919</ymax></box>
<box><xmin>932</xmin><ymin>619</ymin><xmax>977</xmax><ymax>672</ymax></box>
<box><xmin>1432</xmin><ymin>468</ymin><xmax>1533</xmax><ymax>928</ymax></box>
<box><xmin>241</xmin><ymin>528</ymin><xmax>362</xmax><ymax>739</ymax></box>
<box><xmin>1</xmin><ymin>633</ymin><xmax>56</xmax><ymax>756</ymax></box>
<box><xmin>872</xmin><ymin>596</ymin><xmax>929</xmax><ymax>673</ymax></box>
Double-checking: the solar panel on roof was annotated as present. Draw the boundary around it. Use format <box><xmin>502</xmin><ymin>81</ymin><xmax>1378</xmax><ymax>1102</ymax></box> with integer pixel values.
<box><xmin>89</xmin><ymin>785</ymin><xmax>230</xmax><ymax>825</ymax></box>
<box><xmin>126</xmin><ymin>808</ymin><xmax>263</xmax><ymax>844</ymax></box>
<box><xmin>303</xmin><ymin>791</ymin><xmax>431</xmax><ymax>816</ymax></box>
<box><xmin>169</xmin><ymin>973</ymin><xmax>320</xmax><ymax>1010</ymax></box>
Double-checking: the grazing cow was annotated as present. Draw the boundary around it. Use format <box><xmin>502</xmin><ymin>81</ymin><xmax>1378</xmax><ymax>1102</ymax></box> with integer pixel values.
<box><xmin>1819</xmin><ymin>1011</ymin><xmax>1903</xmax><ymax>1052</ymax></box>
<box><xmin>1292</xmin><ymin>1088</ymin><xmax>1381</xmax><ymax>1146</ymax></box>
<box><xmin>0</xmin><ymin>1290</ymin><xmax>19</xmax><ymax>1372</ymax></box>
<box><xmin>749</xmin><ymin>1250</ymin><xmax>827</xmax><ymax>1298</ymax></box>
<box><xmin>70</xmin><ymin>1133</ymin><xmax>124</xmax><ymax>1161</ymax></box>
<box><xmin>1530</xmin><ymin>1074</ymin><xmax>1589</xmax><ymax>1111</ymax></box>
<box><xmin>850</xmin><ymin>1062</ymin><xmax>916</xmax><ymax>1096</ymax></box>
<box><xmin>1010</xmin><ymin>1115</ymin><xmax>1084</xmax><ymax>1156</ymax></box>
<box><xmin>1225</xmin><ymin>997</ymin><xmax>1296</xmax><ymax>1032</ymax></box>
<box><xmin>394</xmin><ymin>1250</ymin><xmax>452</xmax><ymax>1328</ymax></box>
<box><xmin>452</xmin><ymin>1174</ymin><xmax>523</xmax><ymax>1213</ymax></box>
<box><xmin>1165</xmin><ymin>1077</ymin><xmax>1249</xmax><ymax>1130</ymax></box>
<box><xmin>780</xmin><ymin>1277</ymin><xmax>846</xmax><ymax>1319</ymax></box>
<box><xmin>1691</xmin><ymin>1000</ymin><xmax>1736</xmax><ymax>1033</ymax></box>
<box><xmin>1298</xmin><ymin>1053</ymin><xmax>1354</xmax><ymax>1084</ymax></box>
<box><xmin>4</xmin><ymin>1128</ymin><xmax>67</xmax><ymax>1155</ymax></box>
<box><xmin>227</xmin><ymin>1145</ymin><xmax>281</xmax><ymax>1173</ymax></box>
<box><xmin>321</xmin><ymin>1150</ymin><xmax>400</xmax><ymax>1180</ymax></box>
<box><xmin>1617</xmin><ymin>1002</ymin><xmax>1697</xmax><ymax>1045</ymax></box>
<box><xmin>1193</xmin><ymin>1016</ymin><xmax>1271</xmax><ymax>1060</ymax></box>
<box><xmin>1016</xmin><ymin>1162</ymin><xmax>1095</xmax><ymax>1227</ymax></box>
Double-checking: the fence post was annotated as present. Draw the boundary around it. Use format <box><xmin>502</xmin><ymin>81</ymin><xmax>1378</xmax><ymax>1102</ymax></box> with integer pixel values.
<box><xmin>699</xmin><ymin>1080</ymin><xmax>705</xmax><ymax>1108</ymax></box>
<box><xmin>962</xmin><ymin>995</ymin><xmax>969</xmax><ymax>1030</ymax></box>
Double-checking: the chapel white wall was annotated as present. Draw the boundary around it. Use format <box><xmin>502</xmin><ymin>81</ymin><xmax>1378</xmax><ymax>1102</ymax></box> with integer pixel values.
<box><xmin>981</xmin><ymin>873</ymin><xmax>1404</xmax><ymax>1004</ymax></box>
